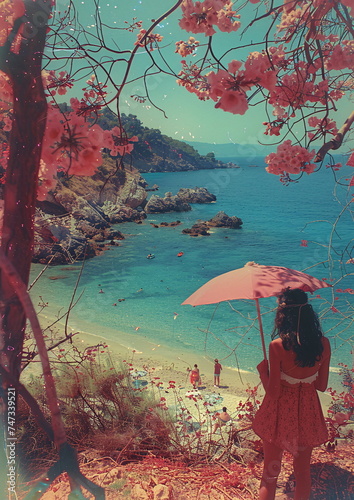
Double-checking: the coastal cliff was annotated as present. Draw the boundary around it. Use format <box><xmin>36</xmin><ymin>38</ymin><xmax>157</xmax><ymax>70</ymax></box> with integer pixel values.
<box><xmin>33</xmin><ymin>157</ymin><xmax>223</xmax><ymax>264</ymax></box>
<box><xmin>33</xmin><ymin>157</ymin><xmax>148</xmax><ymax>264</ymax></box>
<box><xmin>32</xmin><ymin>112</ymin><xmax>238</xmax><ymax>264</ymax></box>
<box><xmin>96</xmin><ymin>108</ymin><xmax>238</xmax><ymax>173</ymax></box>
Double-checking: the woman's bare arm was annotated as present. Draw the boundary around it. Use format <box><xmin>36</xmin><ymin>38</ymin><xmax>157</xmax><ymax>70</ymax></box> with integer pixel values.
<box><xmin>315</xmin><ymin>337</ymin><xmax>331</xmax><ymax>392</ymax></box>
<box><xmin>257</xmin><ymin>341</ymin><xmax>281</xmax><ymax>399</ymax></box>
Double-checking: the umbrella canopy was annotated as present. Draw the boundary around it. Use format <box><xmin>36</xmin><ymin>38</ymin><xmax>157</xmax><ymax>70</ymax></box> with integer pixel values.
<box><xmin>182</xmin><ymin>262</ymin><xmax>331</xmax><ymax>359</ymax></box>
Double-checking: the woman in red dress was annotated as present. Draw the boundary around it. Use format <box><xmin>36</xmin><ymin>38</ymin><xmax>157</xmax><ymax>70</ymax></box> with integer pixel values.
<box><xmin>189</xmin><ymin>364</ymin><xmax>200</xmax><ymax>389</ymax></box>
<box><xmin>252</xmin><ymin>288</ymin><xmax>331</xmax><ymax>500</ymax></box>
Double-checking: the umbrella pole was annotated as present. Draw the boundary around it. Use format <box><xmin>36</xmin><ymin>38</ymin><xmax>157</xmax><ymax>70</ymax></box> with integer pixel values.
<box><xmin>255</xmin><ymin>298</ymin><xmax>267</xmax><ymax>360</ymax></box>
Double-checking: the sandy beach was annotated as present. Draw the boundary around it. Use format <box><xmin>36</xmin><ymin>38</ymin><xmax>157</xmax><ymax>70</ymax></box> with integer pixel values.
<box><xmin>17</xmin><ymin>305</ymin><xmax>348</xmax><ymax>500</ymax></box>
<box><xmin>29</xmin><ymin>307</ymin><xmax>334</xmax><ymax>426</ymax></box>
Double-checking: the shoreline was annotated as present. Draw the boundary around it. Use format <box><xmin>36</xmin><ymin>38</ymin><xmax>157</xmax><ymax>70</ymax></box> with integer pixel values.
<box><xmin>29</xmin><ymin>308</ymin><xmax>336</xmax><ymax>415</ymax></box>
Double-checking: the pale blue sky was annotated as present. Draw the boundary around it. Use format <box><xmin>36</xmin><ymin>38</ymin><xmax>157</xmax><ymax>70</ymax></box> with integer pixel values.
<box><xmin>52</xmin><ymin>1</ymin><xmax>352</xmax><ymax>151</ymax></box>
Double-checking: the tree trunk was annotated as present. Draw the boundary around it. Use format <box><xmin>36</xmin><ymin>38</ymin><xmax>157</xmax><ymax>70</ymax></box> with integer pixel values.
<box><xmin>0</xmin><ymin>0</ymin><xmax>48</xmax><ymax>380</ymax></box>
<box><xmin>0</xmin><ymin>2</ymin><xmax>49</xmax><ymax>496</ymax></box>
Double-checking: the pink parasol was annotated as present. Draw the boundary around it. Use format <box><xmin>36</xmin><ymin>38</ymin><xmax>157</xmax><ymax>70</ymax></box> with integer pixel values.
<box><xmin>182</xmin><ymin>262</ymin><xmax>331</xmax><ymax>360</ymax></box>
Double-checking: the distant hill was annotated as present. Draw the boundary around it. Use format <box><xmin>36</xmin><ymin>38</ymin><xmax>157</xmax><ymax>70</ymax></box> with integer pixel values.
<box><xmin>95</xmin><ymin>108</ymin><xmax>238</xmax><ymax>172</ymax></box>
<box><xmin>186</xmin><ymin>141</ymin><xmax>274</xmax><ymax>158</ymax></box>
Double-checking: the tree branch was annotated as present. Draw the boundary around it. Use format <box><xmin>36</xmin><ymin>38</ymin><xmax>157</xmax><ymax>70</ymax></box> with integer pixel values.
<box><xmin>315</xmin><ymin>111</ymin><xmax>354</xmax><ymax>162</ymax></box>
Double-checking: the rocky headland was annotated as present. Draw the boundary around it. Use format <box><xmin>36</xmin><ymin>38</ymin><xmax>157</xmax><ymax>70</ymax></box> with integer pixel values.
<box><xmin>33</xmin><ymin>162</ymin><xmax>225</xmax><ymax>264</ymax></box>
<box><xmin>32</xmin><ymin>112</ymin><xmax>241</xmax><ymax>265</ymax></box>
<box><xmin>182</xmin><ymin>211</ymin><xmax>243</xmax><ymax>237</ymax></box>
<box><xmin>144</xmin><ymin>187</ymin><xmax>216</xmax><ymax>214</ymax></box>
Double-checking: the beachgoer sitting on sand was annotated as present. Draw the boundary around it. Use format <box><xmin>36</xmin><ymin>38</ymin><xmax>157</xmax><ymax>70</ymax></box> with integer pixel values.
<box><xmin>212</xmin><ymin>407</ymin><xmax>231</xmax><ymax>433</ymax></box>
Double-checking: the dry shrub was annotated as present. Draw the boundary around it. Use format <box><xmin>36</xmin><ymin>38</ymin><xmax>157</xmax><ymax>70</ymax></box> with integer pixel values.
<box><xmin>18</xmin><ymin>354</ymin><xmax>176</xmax><ymax>476</ymax></box>
<box><xmin>16</xmin><ymin>396</ymin><xmax>56</xmax><ymax>480</ymax></box>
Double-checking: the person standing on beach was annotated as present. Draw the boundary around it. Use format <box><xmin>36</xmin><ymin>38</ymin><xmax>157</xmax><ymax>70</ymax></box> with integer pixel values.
<box><xmin>214</xmin><ymin>359</ymin><xmax>222</xmax><ymax>387</ymax></box>
<box><xmin>252</xmin><ymin>288</ymin><xmax>331</xmax><ymax>500</ymax></box>
<box><xmin>189</xmin><ymin>364</ymin><xmax>200</xmax><ymax>389</ymax></box>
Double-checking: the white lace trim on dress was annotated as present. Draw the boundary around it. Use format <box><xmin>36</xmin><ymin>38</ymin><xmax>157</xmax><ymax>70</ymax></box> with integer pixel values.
<box><xmin>280</xmin><ymin>371</ymin><xmax>318</xmax><ymax>384</ymax></box>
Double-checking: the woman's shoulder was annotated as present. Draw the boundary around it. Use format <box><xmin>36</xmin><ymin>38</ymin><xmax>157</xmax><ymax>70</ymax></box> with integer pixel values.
<box><xmin>269</xmin><ymin>338</ymin><xmax>285</xmax><ymax>357</ymax></box>
<box><xmin>269</xmin><ymin>338</ymin><xmax>283</xmax><ymax>349</ymax></box>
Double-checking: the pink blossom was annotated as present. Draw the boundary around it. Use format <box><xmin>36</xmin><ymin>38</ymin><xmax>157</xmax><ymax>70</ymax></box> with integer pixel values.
<box><xmin>177</xmin><ymin>61</ymin><xmax>211</xmax><ymax>100</ymax></box>
<box><xmin>265</xmin><ymin>140</ymin><xmax>316</xmax><ymax>177</ymax></box>
<box><xmin>325</xmin><ymin>41</ymin><xmax>354</xmax><ymax>71</ymax></box>
<box><xmin>179</xmin><ymin>0</ymin><xmax>234</xmax><ymax>36</ymax></box>
<box><xmin>216</xmin><ymin>4</ymin><xmax>241</xmax><ymax>33</ymax></box>
<box><xmin>108</xmin><ymin>126</ymin><xmax>138</xmax><ymax>156</ymax></box>
<box><xmin>269</xmin><ymin>71</ymin><xmax>329</xmax><ymax>111</ymax></box>
<box><xmin>263</xmin><ymin>120</ymin><xmax>283</xmax><ymax>136</ymax></box>
<box><xmin>37</xmin><ymin>160</ymin><xmax>58</xmax><ymax>201</ymax></box>
<box><xmin>175</xmin><ymin>37</ymin><xmax>200</xmax><ymax>57</ymax></box>
<box><xmin>44</xmin><ymin>70</ymin><xmax>74</xmax><ymax>96</ymax></box>
<box><xmin>347</xmin><ymin>152</ymin><xmax>354</xmax><ymax>167</ymax></box>
<box><xmin>135</xmin><ymin>29</ymin><xmax>163</xmax><ymax>51</ymax></box>
<box><xmin>276</xmin><ymin>2</ymin><xmax>310</xmax><ymax>39</ymax></box>
<box><xmin>244</xmin><ymin>51</ymin><xmax>277</xmax><ymax>91</ymax></box>
<box><xmin>215</xmin><ymin>89</ymin><xmax>248</xmax><ymax>114</ymax></box>
<box><xmin>207</xmin><ymin>62</ymin><xmax>254</xmax><ymax>110</ymax></box>
<box><xmin>307</xmin><ymin>116</ymin><xmax>338</xmax><ymax>141</ymax></box>
<box><xmin>228</xmin><ymin>60</ymin><xmax>242</xmax><ymax>73</ymax></box>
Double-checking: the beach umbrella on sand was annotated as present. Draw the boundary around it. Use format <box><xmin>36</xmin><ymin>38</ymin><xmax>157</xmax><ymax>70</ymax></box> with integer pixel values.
<box><xmin>181</xmin><ymin>261</ymin><xmax>331</xmax><ymax>360</ymax></box>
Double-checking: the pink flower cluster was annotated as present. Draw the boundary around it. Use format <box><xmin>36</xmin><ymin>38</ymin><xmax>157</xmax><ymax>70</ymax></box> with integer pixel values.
<box><xmin>44</xmin><ymin>70</ymin><xmax>74</xmax><ymax>96</ymax></box>
<box><xmin>325</xmin><ymin>40</ymin><xmax>354</xmax><ymax>71</ymax></box>
<box><xmin>176</xmin><ymin>0</ymin><xmax>351</xmax><ymax>174</ymax></box>
<box><xmin>135</xmin><ymin>29</ymin><xmax>163</xmax><ymax>51</ymax></box>
<box><xmin>205</xmin><ymin>52</ymin><xmax>280</xmax><ymax>114</ymax></box>
<box><xmin>269</xmin><ymin>69</ymin><xmax>331</xmax><ymax>111</ymax></box>
<box><xmin>179</xmin><ymin>0</ymin><xmax>240</xmax><ymax>36</ymax></box>
<box><xmin>1</xmin><ymin>67</ymin><xmax>138</xmax><ymax>200</ymax></box>
<box><xmin>175</xmin><ymin>37</ymin><xmax>200</xmax><ymax>57</ymax></box>
<box><xmin>307</xmin><ymin>116</ymin><xmax>338</xmax><ymax>141</ymax></box>
<box><xmin>207</xmin><ymin>60</ymin><xmax>250</xmax><ymax>115</ymax></box>
<box><xmin>346</xmin><ymin>152</ymin><xmax>354</xmax><ymax>168</ymax></box>
<box><xmin>265</xmin><ymin>140</ymin><xmax>316</xmax><ymax>176</ymax></box>
<box><xmin>276</xmin><ymin>2</ymin><xmax>311</xmax><ymax>40</ymax></box>
<box><xmin>69</xmin><ymin>75</ymin><xmax>108</xmax><ymax>117</ymax></box>
<box><xmin>177</xmin><ymin>61</ymin><xmax>211</xmax><ymax>100</ymax></box>
<box><xmin>36</xmin><ymin>107</ymin><xmax>138</xmax><ymax>200</ymax></box>
<box><xmin>263</xmin><ymin>119</ymin><xmax>285</xmax><ymax>136</ymax></box>
<box><xmin>177</xmin><ymin>44</ymin><xmax>286</xmax><ymax>114</ymax></box>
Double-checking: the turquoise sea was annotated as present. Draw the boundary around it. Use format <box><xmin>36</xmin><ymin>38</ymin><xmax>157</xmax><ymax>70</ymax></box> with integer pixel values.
<box><xmin>30</xmin><ymin>155</ymin><xmax>354</xmax><ymax>375</ymax></box>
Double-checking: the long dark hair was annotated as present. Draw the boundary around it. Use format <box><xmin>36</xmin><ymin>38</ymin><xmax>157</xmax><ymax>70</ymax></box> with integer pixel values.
<box><xmin>271</xmin><ymin>288</ymin><xmax>324</xmax><ymax>367</ymax></box>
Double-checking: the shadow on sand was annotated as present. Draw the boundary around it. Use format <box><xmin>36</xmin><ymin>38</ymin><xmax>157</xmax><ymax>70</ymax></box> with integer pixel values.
<box><xmin>281</xmin><ymin>462</ymin><xmax>354</xmax><ymax>499</ymax></box>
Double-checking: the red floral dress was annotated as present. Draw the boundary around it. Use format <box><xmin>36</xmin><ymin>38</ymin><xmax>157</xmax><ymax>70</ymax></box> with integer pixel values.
<box><xmin>252</xmin><ymin>376</ymin><xmax>328</xmax><ymax>454</ymax></box>
<box><xmin>189</xmin><ymin>369</ymin><xmax>200</xmax><ymax>385</ymax></box>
